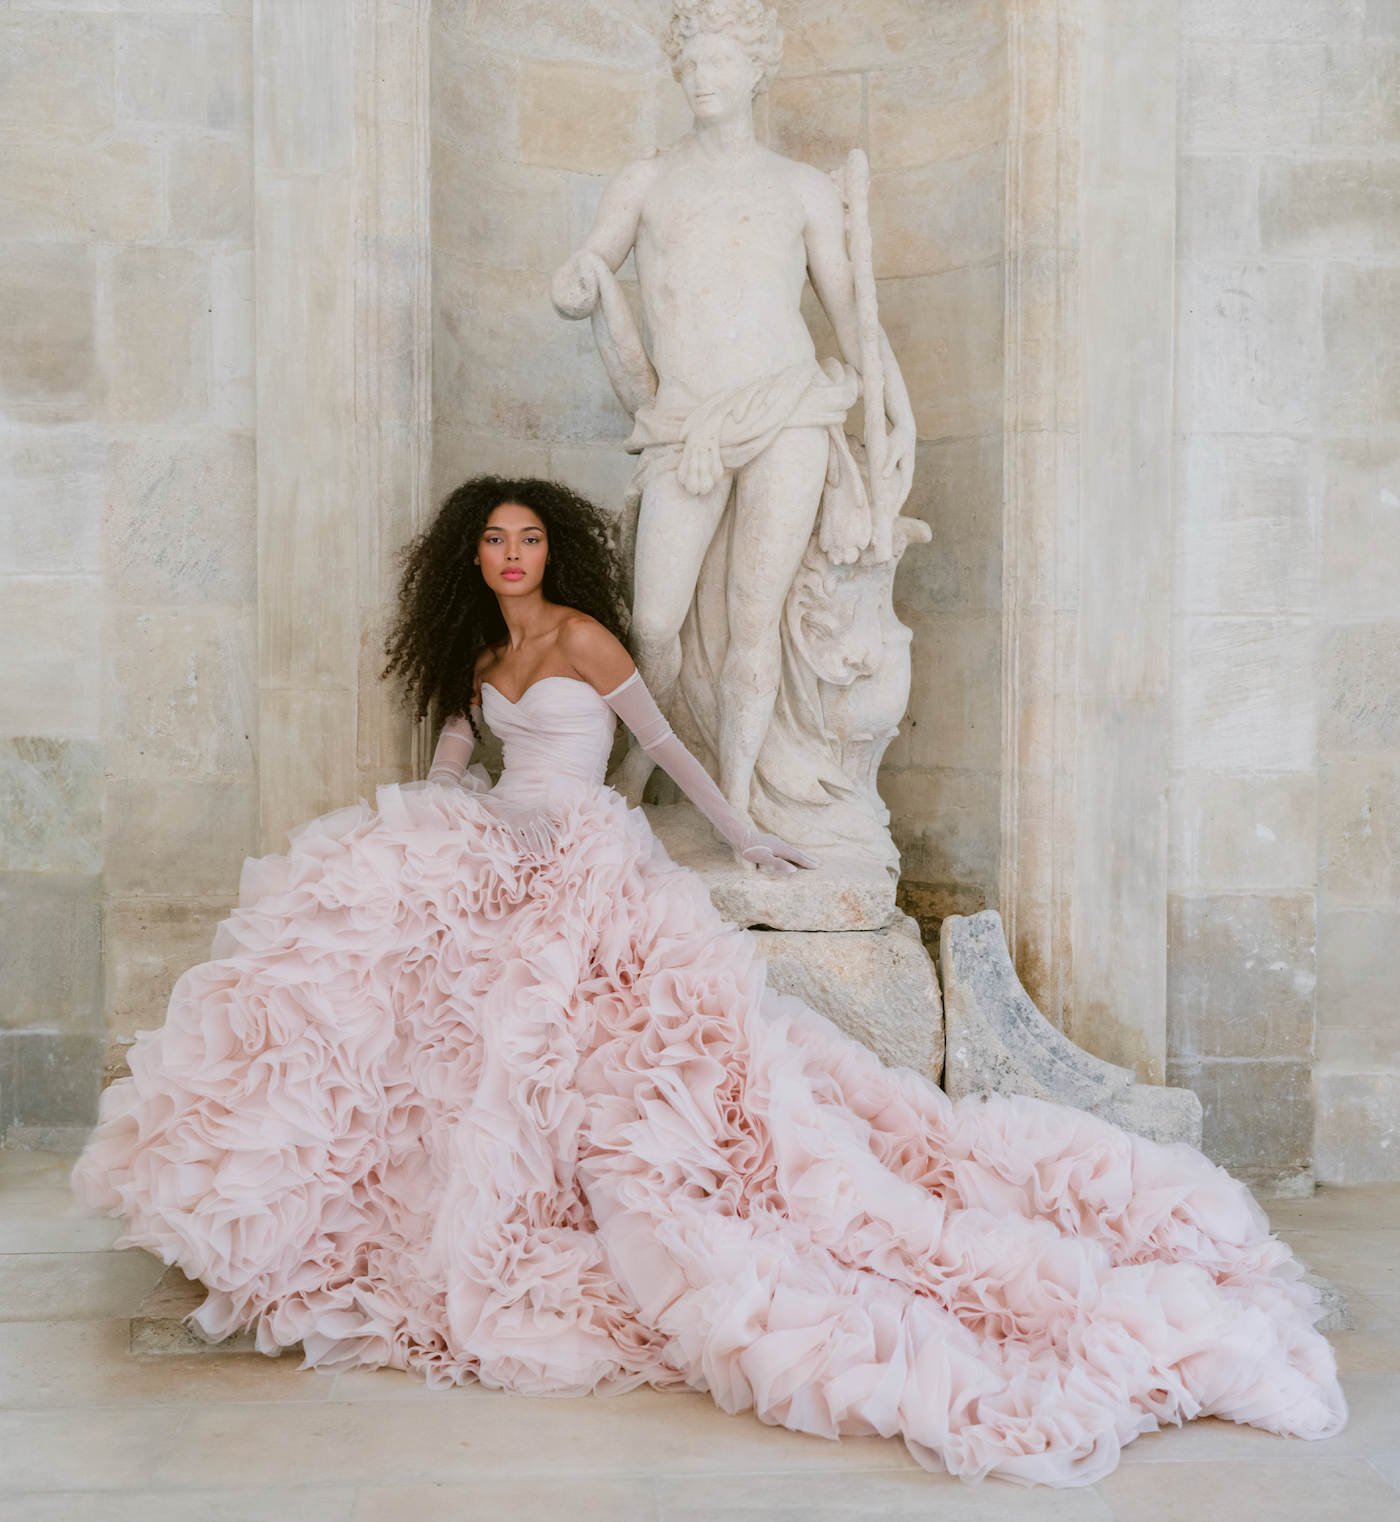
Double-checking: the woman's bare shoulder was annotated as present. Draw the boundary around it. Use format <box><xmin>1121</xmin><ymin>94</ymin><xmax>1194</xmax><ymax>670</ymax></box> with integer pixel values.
<box><xmin>557</xmin><ymin>614</ymin><xmax>634</xmax><ymax>692</ymax></box>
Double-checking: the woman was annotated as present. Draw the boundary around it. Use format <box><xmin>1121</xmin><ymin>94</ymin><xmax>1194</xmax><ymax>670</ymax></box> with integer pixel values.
<box><xmin>75</xmin><ymin>477</ymin><xmax>1345</xmax><ymax>1488</ymax></box>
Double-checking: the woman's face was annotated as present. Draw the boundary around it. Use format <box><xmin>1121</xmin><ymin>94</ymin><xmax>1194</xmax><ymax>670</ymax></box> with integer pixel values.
<box><xmin>477</xmin><ymin>502</ymin><xmax>549</xmax><ymax>600</ymax></box>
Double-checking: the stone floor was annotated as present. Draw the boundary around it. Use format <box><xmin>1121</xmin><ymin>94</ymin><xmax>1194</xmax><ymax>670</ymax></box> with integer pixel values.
<box><xmin>0</xmin><ymin>1150</ymin><xmax>1396</xmax><ymax>1521</ymax></box>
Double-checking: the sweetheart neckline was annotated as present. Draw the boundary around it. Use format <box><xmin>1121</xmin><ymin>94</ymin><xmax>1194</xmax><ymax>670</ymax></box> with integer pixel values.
<box><xmin>481</xmin><ymin>675</ymin><xmax>601</xmax><ymax>707</ymax></box>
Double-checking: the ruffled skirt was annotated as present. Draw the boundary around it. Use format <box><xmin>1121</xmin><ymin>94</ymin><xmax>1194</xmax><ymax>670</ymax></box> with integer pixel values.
<box><xmin>73</xmin><ymin>781</ymin><xmax>1346</xmax><ymax>1487</ymax></box>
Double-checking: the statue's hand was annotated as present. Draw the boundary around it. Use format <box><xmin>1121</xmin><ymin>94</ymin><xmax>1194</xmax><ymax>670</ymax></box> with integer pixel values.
<box><xmin>551</xmin><ymin>254</ymin><xmax>601</xmax><ymax>320</ymax></box>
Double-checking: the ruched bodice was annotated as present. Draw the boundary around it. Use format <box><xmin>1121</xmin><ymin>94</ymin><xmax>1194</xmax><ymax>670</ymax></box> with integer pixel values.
<box><xmin>483</xmin><ymin>677</ymin><xmax>616</xmax><ymax>807</ymax></box>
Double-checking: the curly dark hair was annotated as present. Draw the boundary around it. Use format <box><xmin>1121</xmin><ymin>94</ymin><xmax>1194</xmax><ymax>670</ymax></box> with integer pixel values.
<box><xmin>383</xmin><ymin>476</ymin><xmax>628</xmax><ymax>731</ymax></box>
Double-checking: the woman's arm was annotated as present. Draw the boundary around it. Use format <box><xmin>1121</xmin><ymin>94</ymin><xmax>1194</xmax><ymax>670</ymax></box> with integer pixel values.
<box><xmin>426</xmin><ymin>711</ymin><xmax>488</xmax><ymax>789</ymax></box>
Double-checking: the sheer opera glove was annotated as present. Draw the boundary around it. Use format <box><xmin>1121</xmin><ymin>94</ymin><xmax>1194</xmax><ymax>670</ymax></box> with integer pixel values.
<box><xmin>426</xmin><ymin>710</ymin><xmax>492</xmax><ymax>791</ymax></box>
<box><xmin>602</xmin><ymin>672</ymin><xmax>818</xmax><ymax>873</ymax></box>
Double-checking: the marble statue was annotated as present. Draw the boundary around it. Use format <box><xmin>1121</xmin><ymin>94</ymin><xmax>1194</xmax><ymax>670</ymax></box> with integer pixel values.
<box><xmin>552</xmin><ymin>0</ymin><xmax>929</xmax><ymax>871</ymax></box>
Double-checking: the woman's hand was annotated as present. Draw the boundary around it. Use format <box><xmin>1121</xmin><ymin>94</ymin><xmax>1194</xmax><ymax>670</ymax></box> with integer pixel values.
<box><xmin>738</xmin><ymin>832</ymin><xmax>820</xmax><ymax>874</ymax></box>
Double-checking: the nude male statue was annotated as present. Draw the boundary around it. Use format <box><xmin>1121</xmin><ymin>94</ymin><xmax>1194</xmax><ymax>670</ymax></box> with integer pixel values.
<box><xmin>551</xmin><ymin>0</ymin><xmax>916</xmax><ymax>846</ymax></box>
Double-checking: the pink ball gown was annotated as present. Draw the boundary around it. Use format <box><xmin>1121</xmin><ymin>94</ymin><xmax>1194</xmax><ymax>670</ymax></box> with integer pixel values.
<box><xmin>73</xmin><ymin>676</ymin><xmax>1346</xmax><ymax>1487</ymax></box>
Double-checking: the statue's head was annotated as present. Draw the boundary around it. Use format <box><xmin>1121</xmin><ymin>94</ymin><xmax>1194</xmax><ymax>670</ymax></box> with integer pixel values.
<box><xmin>662</xmin><ymin>1</ymin><xmax>784</xmax><ymax>107</ymax></box>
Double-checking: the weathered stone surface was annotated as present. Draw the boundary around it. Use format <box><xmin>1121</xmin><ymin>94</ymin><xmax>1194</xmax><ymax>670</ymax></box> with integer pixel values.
<box><xmin>1183</xmin><ymin>41</ymin><xmax>1325</xmax><ymax>150</ymax></box>
<box><xmin>1</xmin><ymin>575</ymin><xmax>102</xmax><ymax>740</ymax></box>
<box><xmin>893</xmin><ymin>438</ymin><xmax>1002</xmax><ymax>618</ymax></box>
<box><xmin>1168</xmin><ymin>893</ymin><xmax>1316</xmax><ymax>1060</ymax></box>
<box><xmin>752</xmin><ymin>914</ymin><xmax>943</xmax><ymax>1082</ymax></box>
<box><xmin>1168</xmin><ymin>1055</ymin><xmax>1313</xmax><ymax>1193</ymax></box>
<box><xmin>0</xmin><ymin>1031</ymin><xmax>102</xmax><ymax>1138</ymax></box>
<box><xmin>940</xmin><ymin>911</ymin><xmax>1204</xmax><ymax>1148</ymax></box>
<box><xmin>129</xmin><ymin>1264</ymin><xmax>276</xmax><ymax>1356</ymax></box>
<box><xmin>1321</xmin><ymin>756</ymin><xmax>1400</xmax><ymax>906</ymax></box>
<box><xmin>102</xmin><ymin>895</ymin><xmax>235</xmax><ymax>1042</ymax></box>
<box><xmin>0</xmin><ymin>423</ymin><xmax>104</xmax><ymax>575</ymax></box>
<box><xmin>1169</xmin><ymin>770</ymin><xmax>1318</xmax><ymax>892</ymax></box>
<box><xmin>1322</xmin><ymin>266</ymin><xmax>1400</xmax><ymax>428</ymax></box>
<box><xmin>766</xmin><ymin>71</ymin><xmax>862</xmax><ymax>172</ymax></box>
<box><xmin>1320</xmin><ymin>621</ymin><xmax>1400</xmax><ymax>754</ymax></box>
<box><xmin>104</xmin><ymin>778</ymin><xmax>256</xmax><ymax>896</ymax></box>
<box><xmin>0</xmin><ymin>13</ymin><xmax>116</xmax><ymax>126</ymax></box>
<box><xmin>0</xmin><ymin>738</ymin><xmax>102</xmax><ymax>874</ymax></box>
<box><xmin>0</xmin><ymin>874</ymin><xmax>101</xmax><ymax>1033</ymax></box>
<box><xmin>1317</xmin><ymin>905</ymin><xmax>1400</xmax><ymax>1030</ymax></box>
<box><xmin>869</xmin><ymin>148</ymin><xmax>1004</xmax><ymax>281</ymax></box>
<box><xmin>107</xmin><ymin>246</ymin><xmax>210</xmax><ymax>424</ymax></box>
<box><xmin>1313</xmin><ymin>1067</ymin><xmax>1400</xmax><ymax>1185</ymax></box>
<box><xmin>0</xmin><ymin>128</ymin><xmax>162</xmax><ymax>243</ymax></box>
<box><xmin>0</xmin><ymin>243</ymin><xmax>98</xmax><ymax>424</ymax></box>
<box><xmin>867</xmin><ymin>44</ymin><xmax>1007</xmax><ymax>169</ymax></box>
<box><xmin>116</xmin><ymin>17</ymin><xmax>252</xmax><ymax>131</ymax></box>
<box><xmin>1320</xmin><ymin>439</ymin><xmax>1400</xmax><ymax>619</ymax></box>
<box><xmin>643</xmin><ymin>802</ymin><xmax>896</xmax><ymax>931</ymax></box>
<box><xmin>880</xmin><ymin>768</ymin><xmax>1000</xmax><ymax>889</ymax></box>
<box><xmin>519</xmin><ymin>60</ymin><xmax>644</xmax><ymax>173</ymax></box>
<box><xmin>211</xmin><ymin>249</ymin><xmax>255</xmax><ymax>431</ymax></box>
<box><xmin>167</xmin><ymin>133</ymin><xmax>253</xmax><ymax>242</ymax></box>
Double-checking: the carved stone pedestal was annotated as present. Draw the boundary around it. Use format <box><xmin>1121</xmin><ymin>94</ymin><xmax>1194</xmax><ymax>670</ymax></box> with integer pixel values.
<box><xmin>646</xmin><ymin>802</ymin><xmax>944</xmax><ymax>1085</ymax></box>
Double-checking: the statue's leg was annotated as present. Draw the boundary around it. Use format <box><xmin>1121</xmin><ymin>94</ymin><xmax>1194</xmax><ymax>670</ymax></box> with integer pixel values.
<box><xmin>609</xmin><ymin>464</ymin><xmax>730</xmax><ymax>806</ymax></box>
<box><xmin>719</xmin><ymin>426</ymin><xmax>829</xmax><ymax>833</ymax></box>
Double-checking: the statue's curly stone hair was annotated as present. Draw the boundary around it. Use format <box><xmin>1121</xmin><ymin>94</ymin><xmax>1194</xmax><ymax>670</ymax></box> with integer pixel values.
<box><xmin>383</xmin><ymin>476</ymin><xmax>628</xmax><ymax>734</ymax></box>
<box><xmin>661</xmin><ymin>0</ymin><xmax>784</xmax><ymax>94</ymax></box>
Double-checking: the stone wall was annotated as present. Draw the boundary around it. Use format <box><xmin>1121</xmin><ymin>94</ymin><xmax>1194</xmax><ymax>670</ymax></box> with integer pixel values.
<box><xmin>0</xmin><ymin>1</ymin><xmax>256</xmax><ymax>1143</ymax></box>
<box><xmin>1169</xmin><ymin>0</ymin><xmax>1400</xmax><ymax>1188</ymax></box>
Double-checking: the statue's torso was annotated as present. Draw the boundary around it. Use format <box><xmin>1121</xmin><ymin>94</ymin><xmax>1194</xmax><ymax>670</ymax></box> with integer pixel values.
<box><xmin>635</xmin><ymin>144</ymin><xmax>820</xmax><ymax>409</ymax></box>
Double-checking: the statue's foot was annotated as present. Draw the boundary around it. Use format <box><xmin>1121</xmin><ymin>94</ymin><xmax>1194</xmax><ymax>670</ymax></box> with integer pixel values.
<box><xmin>607</xmin><ymin>746</ymin><xmax>655</xmax><ymax>808</ymax></box>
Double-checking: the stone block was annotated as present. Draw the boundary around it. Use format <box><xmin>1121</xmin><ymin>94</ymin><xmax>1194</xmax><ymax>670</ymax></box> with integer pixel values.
<box><xmin>1174</xmin><ymin>433</ymin><xmax>1316</xmax><ymax>616</ymax></box>
<box><xmin>881</xmin><ymin>615</ymin><xmax>999</xmax><ymax>775</ymax></box>
<box><xmin>1182</xmin><ymin>42</ymin><xmax>1324</xmax><ymax>150</ymax></box>
<box><xmin>430</xmin><ymin>427</ymin><xmax>551</xmax><ymax>508</ymax></box>
<box><xmin>106</xmin><ymin>246</ymin><xmax>210</xmax><ymax>424</ymax></box>
<box><xmin>643</xmin><ymin>801</ymin><xmax>896</xmax><ymax>931</ymax></box>
<box><xmin>753</xmin><ymin>915</ymin><xmax>943</xmax><ymax>1081</ymax></box>
<box><xmin>1321</xmin><ymin>438</ymin><xmax>1400</xmax><ymax>618</ymax></box>
<box><xmin>869</xmin><ymin>148</ymin><xmax>1003</xmax><ymax>281</ymax></box>
<box><xmin>1169</xmin><ymin>769</ymin><xmax>1318</xmax><ymax>892</ymax></box>
<box><xmin>1170</xmin><ymin>615</ymin><xmax>1315</xmax><ymax>773</ymax></box>
<box><xmin>1</xmin><ymin>574</ymin><xmax>101</xmax><ymax>740</ymax></box>
<box><xmin>210</xmin><ymin>249</ymin><xmax>254</xmax><ymax>431</ymax></box>
<box><xmin>1260</xmin><ymin>157</ymin><xmax>1400</xmax><ymax>259</ymax></box>
<box><xmin>0</xmin><ymin>738</ymin><xmax>102</xmax><ymax>875</ymax></box>
<box><xmin>779</xmin><ymin>0</ymin><xmax>1003</xmax><ymax>73</ymax></box>
<box><xmin>0</xmin><ymin>423</ymin><xmax>103</xmax><ymax>574</ymax></box>
<box><xmin>1168</xmin><ymin>893</ymin><xmax>1316</xmax><ymax>1061</ymax></box>
<box><xmin>1317</xmin><ymin>906</ymin><xmax>1400</xmax><ymax>1030</ymax></box>
<box><xmin>0</xmin><ymin>14</ymin><xmax>114</xmax><ymax>125</ymax></box>
<box><xmin>544</xmin><ymin>444</ymin><xmax>637</xmax><ymax>520</ymax></box>
<box><xmin>456</xmin><ymin>0</ymin><xmax>663</xmax><ymax>70</ymax></box>
<box><xmin>434</xmin><ymin>256</ymin><xmax>633</xmax><ymax>445</ymax></box>
<box><xmin>1369</xmin><ymin>2</ymin><xmax>1400</xmax><ymax>40</ymax></box>
<box><xmin>0</xmin><ymin>873</ymin><xmax>101</xmax><ymax>1034</ymax></box>
<box><xmin>765</xmin><ymin>72</ymin><xmax>862</xmax><ymax>172</ymax></box>
<box><xmin>129</xmin><ymin>1265</ymin><xmax>266</xmax><ymax>1356</ymax></box>
<box><xmin>432</xmin><ymin>28</ymin><xmax>519</xmax><ymax>155</ymax></box>
<box><xmin>0</xmin><ymin>243</ymin><xmax>97</xmax><ymax>424</ymax></box>
<box><xmin>257</xmin><ymin>688</ymin><xmax>356</xmax><ymax>854</ymax></box>
<box><xmin>881</xmin><ymin>766</ymin><xmax>1000</xmax><ymax>890</ymax></box>
<box><xmin>104</xmin><ymin>429</ymin><xmax>255</xmax><ymax>604</ymax></box>
<box><xmin>356</xmin><ymin>613</ymin><xmax>415</xmax><ymax>788</ymax></box>
<box><xmin>1322</xmin><ymin>41</ymin><xmax>1400</xmax><ymax>146</ymax></box>
<box><xmin>941</xmin><ymin>911</ymin><xmax>1203</xmax><ymax>1148</ymax></box>
<box><xmin>0</xmin><ymin>1031</ymin><xmax>102</xmax><ymax>1134</ymax></box>
<box><xmin>1320</xmin><ymin>620</ymin><xmax>1400</xmax><ymax>753</ymax></box>
<box><xmin>432</xmin><ymin>142</ymin><xmax>569</xmax><ymax>271</ymax></box>
<box><xmin>1167</xmin><ymin>1055</ymin><xmax>1313</xmax><ymax>1184</ymax></box>
<box><xmin>1313</xmin><ymin>1067</ymin><xmax>1400</xmax><ymax>1184</ymax></box>
<box><xmin>167</xmin><ymin>132</ymin><xmax>253</xmax><ymax>242</ymax></box>
<box><xmin>518</xmin><ymin>60</ymin><xmax>645</xmax><ymax>174</ymax></box>
<box><xmin>1175</xmin><ymin>261</ymin><xmax>1322</xmax><ymax>434</ymax></box>
<box><xmin>102</xmin><ymin>895</ymin><xmax>234</xmax><ymax>1044</ymax></box>
<box><xmin>1321</xmin><ymin>755</ymin><xmax>1400</xmax><ymax>907</ymax></box>
<box><xmin>868</xmin><ymin>42</ymin><xmax>1008</xmax><ymax>169</ymax></box>
<box><xmin>1323</xmin><ymin>265</ymin><xmax>1400</xmax><ymax>428</ymax></box>
<box><xmin>1181</xmin><ymin>0</ymin><xmax>1363</xmax><ymax>39</ymax></box>
<box><xmin>0</xmin><ymin>127</ymin><xmax>161</xmax><ymax>242</ymax></box>
<box><xmin>874</xmin><ymin>263</ymin><xmax>1003</xmax><ymax>441</ymax></box>
<box><xmin>104</xmin><ymin>606</ymin><xmax>256</xmax><ymax>780</ymax></box>
<box><xmin>104</xmin><ymin>777</ymin><xmax>256</xmax><ymax>896</ymax></box>
<box><xmin>894</xmin><ymin>437</ymin><xmax>1002</xmax><ymax>617</ymax></box>
<box><xmin>116</xmin><ymin>17</ymin><xmax>251</xmax><ymax>130</ymax></box>
<box><xmin>1176</xmin><ymin>154</ymin><xmax>1258</xmax><ymax>258</ymax></box>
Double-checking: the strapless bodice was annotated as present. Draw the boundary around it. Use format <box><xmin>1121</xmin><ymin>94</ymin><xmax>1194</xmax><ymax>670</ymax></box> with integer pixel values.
<box><xmin>482</xmin><ymin>676</ymin><xmax>616</xmax><ymax>808</ymax></box>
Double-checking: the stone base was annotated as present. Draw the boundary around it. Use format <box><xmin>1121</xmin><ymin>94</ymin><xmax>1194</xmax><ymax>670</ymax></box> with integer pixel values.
<box><xmin>753</xmin><ymin>912</ymin><xmax>943</xmax><ymax>1083</ymax></box>
<box><xmin>130</xmin><ymin>1263</ymin><xmax>297</xmax><ymax>1357</ymax></box>
<box><xmin>940</xmin><ymin>910</ymin><xmax>1204</xmax><ymax>1149</ymax></box>
<box><xmin>643</xmin><ymin>802</ymin><xmax>896</xmax><ymax>931</ymax></box>
<box><xmin>2</xmin><ymin>1125</ymin><xmax>93</xmax><ymax>1152</ymax></box>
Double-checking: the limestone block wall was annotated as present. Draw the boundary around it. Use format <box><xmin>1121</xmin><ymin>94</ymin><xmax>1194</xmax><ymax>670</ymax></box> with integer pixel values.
<box><xmin>429</xmin><ymin>0</ymin><xmax>1007</xmax><ymax>915</ymax></box>
<box><xmin>0</xmin><ymin>2</ymin><xmax>256</xmax><ymax>1142</ymax></box>
<box><xmin>1169</xmin><ymin>0</ymin><xmax>1400</xmax><ymax>1187</ymax></box>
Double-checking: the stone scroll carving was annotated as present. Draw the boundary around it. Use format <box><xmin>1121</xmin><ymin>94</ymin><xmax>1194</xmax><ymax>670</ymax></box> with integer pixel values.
<box><xmin>551</xmin><ymin>1</ymin><xmax>929</xmax><ymax>872</ymax></box>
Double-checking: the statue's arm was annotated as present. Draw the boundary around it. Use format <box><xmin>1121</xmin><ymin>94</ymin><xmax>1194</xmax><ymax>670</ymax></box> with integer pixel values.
<box><xmin>800</xmin><ymin>170</ymin><xmax>916</xmax><ymax>502</ymax></box>
<box><xmin>551</xmin><ymin>158</ymin><xmax>652</xmax><ymax>318</ymax></box>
